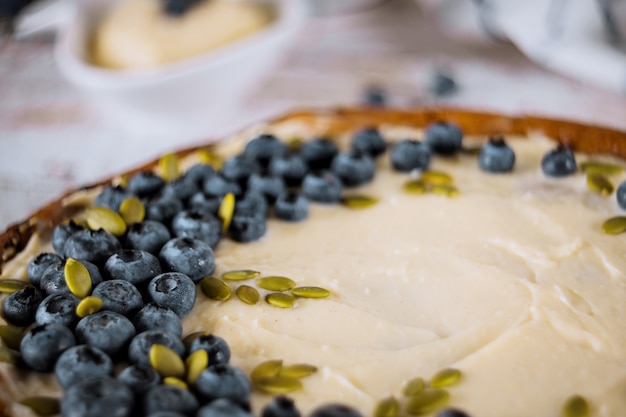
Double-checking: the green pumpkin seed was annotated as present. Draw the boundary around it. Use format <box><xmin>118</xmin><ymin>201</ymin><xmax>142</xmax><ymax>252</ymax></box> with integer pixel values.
<box><xmin>257</xmin><ymin>276</ymin><xmax>296</xmax><ymax>292</ymax></box>
<box><xmin>278</xmin><ymin>363</ymin><xmax>317</xmax><ymax>379</ymax></box>
<box><xmin>402</xmin><ymin>377</ymin><xmax>426</xmax><ymax>396</ymax></box>
<box><xmin>287</xmin><ymin>138</ymin><xmax>304</xmax><ymax>152</ymax></box>
<box><xmin>251</xmin><ymin>359</ymin><xmax>283</xmax><ymax>381</ymax></box>
<box><xmin>197</xmin><ymin>150</ymin><xmax>224</xmax><ymax>169</ymax></box>
<box><xmin>64</xmin><ymin>258</ymin><xmax>92</xmax><ymax>298</ymax></box>
<box><xmin>429</xmin><ymin>368</ymin><xmax>462</xmax><ymax>388</ymax></box>
<box><xmin>562</xmin><ymin>395</ymin><xmax>589</xmax><ymax>417</ymax></box>
<box><xmin>462</xmin><ymin>145</ymin><xmax>482</xmax><ymax>156</ymax></box>
<box><xmin>0</xmin><ymin>279</ymin><xmax>30</xmax><ymax>294</ymax></box>
<box><xmin>291</xmin><ymin>286</ymin><xmax>331</xmax><ymax>299</ymax></box>
<box><xmin>373</xmin><ymin>396</ymin><xmax>399</xmax><ymax>417</ymax></box>
<box><xmin>236</xmin><ymin>285</ymin><xmax>260</xmax><ymax>305</ymax></box>
<box><xmin>186</xmin><ymin>349</ymin><xmax>208</xmax><ymax>384</ymax></box>
<box><xmin>159</xmin><ymin>153</ymin><xmax>180</xmax><ymax>182</ymax></box>
<box><xmin>0</xmin><ymin>346</ymin><xmax>19</xmax><ymax>364</ymax></box>
<box><xmin>163</xmin><ymin>376</ymin><xmax>188</xmax><ymax>390</ymax></box>
<box><xmin>0</xmin><ymin>325</ymin><xmax>24</xmax><ymax>350</ymax></box>
<box><xmin>403</xmin><ymin>180</ymin><xmax>428</xmax><ymax>195</ymax></box>
<box><xmin>341</xmin><ymin>195</ymin><xmax>379</xmax><ymax>209</ymax></box>
<box><xmin>265</xmin><ymin>293</ymin><xmax>296</xmax><ymax>308</ymax></box>
<box><xmin>587</xmin><ymin>173</ymin><xmax>614</xmax><ymax>196</ymax></box>
<box><xmin>421</xmin><ymin>171</ymin><xmax>453</xmax><ymax>185</ymax></box>
<box><xmin>149</xmin><ymin>344</ymin><xmax>185</xmax><ymax>379</ymax></box>
<box><xmin>222</xmin><ymin>270</ymin><xmax>261</xmax><ymax>281</ymax></box>
<box><xmin>601</xmin><ymin>216</ymin><xmax>626</xmax><ymax>235</ymax></box>
<box><xmin>200</xmin><ymin>277</ymin><xmax>232</xmax><ymax>301</ymax></box>
<box><xmin>581</xmin><ymin>161</ymin><xmax>624</xmax><ymax>176</ymax></box>
<box><xmin>19</xmin><ymin>396</ymin><xmax>60</xmax><ymax>416</ymax></box>
<box><xmin>431</xmin><ymin>184</ymin><xmax>459</xmax><ymax>198</ymax></box>
<box><xmin>254</xmin><ymin>376</ymin><xmax>303</xmax><ymax>394</ymax></box>
<box><xmin>219</xmin><ymin>193</ymin><xmax>235</xmax><ymax>233</ymax></box>
<box><xmin>85</xmin><ymin>207</ymin><xmax>127</xmax><ymax>236</ymax></box>
<box><xmin>76</xmin><ymin>296</ymin><xmax>103</xmax><ymax>318</ymax></box>
<box><xmin>405</xmin><ymin>389</ymin><xmax>449</xmax><ymax>415</ymax></box>
<box><xmin>119</xmin><ymin>197</ymin><xmax>145</xmax><ymax>225</ymax></box>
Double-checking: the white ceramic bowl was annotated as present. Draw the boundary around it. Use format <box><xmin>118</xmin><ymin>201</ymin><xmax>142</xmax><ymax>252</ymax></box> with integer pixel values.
<box><xmin>54</xmin><ymin>0</ymin><xmax>305</xmax><ymax>139</ymax></box>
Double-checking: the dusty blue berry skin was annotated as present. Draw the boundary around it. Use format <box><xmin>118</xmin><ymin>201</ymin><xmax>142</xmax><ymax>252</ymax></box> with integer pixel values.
<box><xmin>3</xmin><ymin>287</ymin><xmax>42</xmax><ymax>326</ymax></box>
<box><xmin>300</xmin><ymin>138</ymin><xmax>339</xmax><ymax>171</ymax></box>
<box><xmin>478</xmin><ymin>138</ymin><xmax>515</xmax><ymax>173</ymax></box>
<box><xmin>185</xmin><ymin>163</ymin><xmax>217</xmax><ymax>188</ymax></box>
<box><xmin>330</xmin><ymin>151</ymin><xmax>375</xmax><ymax>187</ymax></box>
<box><xmin>309</xmin><ymin>405</ymin><xmax>363</xmax><ymax>417</ymax></box>
<box><xmin>188</xmin><ymin>333</ymin><xmax>231</xmax><ymax>365</ymax></box>
<box><xmin>128</xmin><ymin>329</ymin><xmax>185</xmax><ymax>368</ymax></box>
<box><xmin>351</xmin><ymin>128</ymin><xmax>387</xmax><ymax>158</ymax></box>
<box><xmin>55</xmin><ymin>344</ymin><xmax>114</xmax><ymax>389</ymax></box>
<box><xmin>128</xmin><ymin>171</ymin><xmax>165</xmax><ymax>198</ymax></box>
<box><xmin>617</xmin><ymin>181</ymin><xmax>626</xmax><ymax>210</ymax></box>
<box><xmin>104</xmin><ymin>249</ymin><xmax>162</xmax><ymax>286</ymax></box>
<box><xmin>390</xmin><ymin>140</ymin><xmax>431</xmax><ymax>172</ymax></box>
<box><xmin>148</xmin><ymin>412</ymin><xmax>187</xmax><ymax>417</ymax></box>
<box><xmin>159</xmin><ymin>237</ymin><xmax>215</xmax><ymax>282</ymax></box>
<box><xmin>36</xmin><ymin>293</ymin><xmax>80</xmax><ymax>328</ymax></box>
<box><xmin>275</xmin><ymin>193</ymin><xmax>308</xmax><ymax>222</ymax></box>
<box><xmin>302</xmin><ymin>171</ymin><xmax>343</xmax><ymax>203</ymax></box>
<box><xmin>269</xmin><ymin>154</ymin><xmax>308</xmax><ymax>187</ymax></box>
<box><xmin>20</xmin><ymin>323</ymin><xmax>76</xmax><ymax>371</ymax></box>
<box><xmin>247</xmin><ymin>173</ymin><xmax>286</xmax><ymax>204</ymax></box>
<box><xmin>435</xmin><ymin>409</ymin><xmax>472</xmax><ymax>417</ymax></box>
<box><xmin>117</xmin><ymin>364</ymin><xmax>160</xmax><ymax>396</ymax></box>
<box><xmin>171</xmin><ymin>210</ymin><xmax>222</xmax><ymax>248</ymax></box>
<box><xmin>92</xmin><ymin>280</ymin><xmax>143</xmax><ymax>317</ymax></box>
<box><xmin>75</xmin><ymin>310</ymin><xmax>136</xmax><ymax>357</ymax></box>
<box><xmin>541</xmin><ymin>146</ymin><xmax>577</xmax><ymax>177</ymax></box>
<box><xmin>62</xmin><ymin>229</ymin><xmax>121</xmax><ymax>265</ymax></box>
<box><xmin>27</xmin><ymin>252</ymin><xmax>63</xmax><ymax>287</ymax></box>
<box><xmin>203</xmin><ymin>175</ymin><xmax>242</xmax><ymax>199</ymax></box>
<box><xmin>195</xmin><ymin>364</ymin><xmax>251</xmax><ymax>405</ymax></box>
<box><xmin>222</xmin><ymin>154</ymin><xmax>261</xmax><ymax>187</ymax></box>
<box><xmin>362</xmin><ymin>85</ymin><xmax>386</xmax><ymax>107</ymax></box>
<box><xmin>40</xmin><ymin>259</ymin><xmax>102</xmax><ymax>296</ymax></box>
<box><xmin>51</xmin><ymin>221</ymin><xmax>84</xmax><ymax>254</ymax></box>
<box><xmin>197</xmin><ymin>399</ymin><xmax>254</xmax><ymax>417</ymax></box>
<box><xmin>261</xmin><ymin>396</ymin><xmax>301</xmax><ymax>417</ymax></box>
<box><xmin>229</xmin><ymin>212</ymin><xmax>267</xmax><ymax>243</ymax></box>
<box><xmin>61</xmin><ymin>376</ymin><xmax>134</xmax><ymax>417</ymax></box>
<box><xmin>143</xmin><ymin>385</ymin><xmax>199</xmax><ymax>416</ymax></box>
<box><xmin>162</xmin><ymin>177</ymin><xmax>199</xmax><ymax>202</ymax></box>
<box><xmin>235</xmin><ymin>191</ymin><xmax>269</xmax><ymax>218</ymax></box>
<box><xmin>245</xmin><ymin>134</ymin><xmax>288</xmax><ymax>168</ymax></box>
<box><xmin>147</xmin><ymin>272</ymin><xmax>196</xmax><ymax>318</ymax></box>
<box><xmin>424</xmin><ymin>122</ymin><xmax>464</xmax><ymax>156</ymax></box>
<box><xmin>94</xmin><ymin>185</ymin><xmax>133</xmax><ymax>212</ymax></box>
<box><xmin>125</xmin><ymin>220</ymin><xmax>171</xmax><ymax>255</ymax></box>
<box><xmin>145</xmin><ymin>195</ymin><xmax>184</xmax><ymax>224</ymax></box>
<box><xmin>133</xmin><ymin>303</ymin><xmax>183</xmax><ymax>337</ymax></box>
<box><xmin>188</xmin><ymin>192</ymin><xmax>221</xmax><ymax>215</ymax></box>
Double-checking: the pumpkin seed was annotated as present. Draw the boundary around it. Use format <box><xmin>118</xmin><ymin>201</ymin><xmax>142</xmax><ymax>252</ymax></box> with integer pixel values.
<box><xmin>251</xmin><ymin>359</ymin><xmax>283</xmax><ymax>381</ymax></box>
<box><xmin>581</xmin><ymin>161</ymin><xmax>623</xmax><ymax>176</ymax></box>
<box><xmin>429</xmin><ymin>368</ymin><xmax>462</xmax><ymax>388</ymax></box>
<box><xmin>197</xmin><ymin>150</ymin><xmax>224</xmax><ymax>169</ymax></box>
<box><xmin>182</xmin><ymin>332</ymin><xmax>205</xmax><ymax>350</ymax></box>
<box><xmin>236</xmin><ymin>285</ymin><xmax>260</xmax><ymax>305</ymax></box>
<box><xmin>341</xmin><ymin>195</ymin><xmax>379</xmax><ymax>209</ymax></box>
<box><xmin>149</xmin><ymin>344</ymin><xmax>185</xmax><ymax>379</ymax></box>
<box><xmin>257</xmin><ymin>276</ymin><xmax>296</xmax><ymax>292</ymax></box>
<box><xmin>186</xmin><ymin>349</ymin><xmax>208</xmax><ymax>384</ymax></box>
<box><xmin>0</xmin><ymin>346</ymin><xmax>19</xmax><ymax>364</ymax></box>
<box><xmin>200</xmin><ymin>277</ymin><xmax>232</xmax><ymax>301</ymax></box>
<box><xmin>219</xmin><ymin>193</ymin><xmax>235</xmax><ymax>233</ymax></box>
<box><xmin>373</xmin><ymin>396</ymin><xmax>399</xmax><ymax>417</ymax></box>
<box><xmin>421</xmin><ymin>171</ymin><xmax>453</xmax><ymax>185</ymax></box>
<box><xmin>287</xmin><ymin>138</ymin><xmax>304</xmax><ymax>152</ymax></box>
<box><xmin>461</xmin><ymin>145</ymin><xmax>482</xmax><ymax>156</ymax></box>
<box><xmin>0</xmin><ymin>279</ymin><xmax>30</xmax><ymax>294</ymax></box>
<box><xmin>19</xmin><ymin>397</ymin><xmax>60</xmax><ymax>416</ymax></box>
<box><xmin>278</xmin><ymin>363</ymin><xmax>317</xmax><ymax>379</ymax></box>
<box><xmin>64</xmin><ymin>258</ymin><xmax>92</xmax><ymax>298</ymax></box>
<box><xmin>254</xmin><ymin>376</ymin><xmax>303</xmax><ymax>394</ymax></box>
<box><xmin>587</xmin><ymin>173</ymin><xmax>614</xmax><ymax>196</ymax></box>
<box><xmin>403</xmin><ymin>180</ymin><xmax>428</xmax><ymax>195</ymax></box>
<box><xmin>291</xmin><ymin>286</ymin><xmax>331</xmax><ymax>299</ymax></box>
<box><xmin>562</xmin><ymin>395</ymin><xmax>589</xmax><ymax>417</ymax></box>
<box><xmin>159</xmin><ymin>153</ymin><xmax>180</xmax><ymax>182</ymax></box>
<box><xmin>119</xmin><ymin>197</ymin><xmax>145</xmax><ymax>225</ymax></box>
<box><xmin>402</xmin><ymin>377</ymin><xmax>426</xmax><ymax>397</ymax></box>
<box><xmin>222</xmin><ymin>269</ymin><xmax>261</xmax><ymax>281</ymax></box>
<box><xmin>163</xmin><ymin>377</ymin><xmax>188</xmax><ymax>390</ymax></box>
<box><xmin>75</xmin><ymin>296</ymin><xmax>103</xmax><ymax>318</ymax></box>
<box><xmin>431</xmin><ymin>184</ymin><xmax>459</xmax><ymax>198</ymax></box>
<box><xmin>405</xmin><ymin>389</ymin><xmax>449</xmax><ymax>415</ymax></box>
<box><xmin>85</xmin><ymin>207</ymin><xmax>127</xmax><ymax>236</ymax></box>
<box><xmin>0</xmin><ymin>325</ymin><xmax>24</xmax><ymax>350</ymax></box>
<box><xmin>265</xmin><ymin>293</ymin><xmax>296</xmax><ymax>308</ymax></box>
<box><xmin>601</xmin><ymin>216</ymin><xmax>626</xmax><ymax>235</ymax></box>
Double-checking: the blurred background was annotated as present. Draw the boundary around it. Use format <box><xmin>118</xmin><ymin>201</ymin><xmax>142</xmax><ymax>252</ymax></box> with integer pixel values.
<box><xmin>1</xmin><ymin>0</ymin><xmax>626</xmax><ymax>230</ymax></box>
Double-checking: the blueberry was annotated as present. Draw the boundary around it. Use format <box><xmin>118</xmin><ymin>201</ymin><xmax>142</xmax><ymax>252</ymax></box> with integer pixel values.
<box><xmin>235</xmin><ymin>191</ymin><xmax>269</xmax><ymax>218</ymax></box>
<box><xmin>36</xmin><ymin>293</ymin><xmax>80</xmax><ymax>328</ymax></box>
<box><xmin>128</xmin><ymin>329</ymin><xmax>184</xmax><ymax>368</ymax></box>
<box><xmin>162</xmin><ymin>0</ymin><xmax>202</xmax><ymax>16</ymax></box>
<box><xmin>222</xmin><ymin>155</ymin><xmax>261</xmax><ymax>187</ymax></box>
<box><xmin>143</xmin><ymin>385</ymin><xmax>199</xmax><ymax>416</ymax></box>
<box><xmin>203</xmin><ymin>175</ymin><xmax>242</xmax><ymax>199</ymax></box>
<box><xmin>244</xmin><ymin>134</ymin><xmax>288</xmax><ymax>168</ymax></box>
<box><xmin>275</xmin><ymin>192</ymin><xmax>308</xmax><ymax>222</ymax></box>
<box><xmin>117</xmin><ymin>364</ymin><xmax>160</xmax><ymax>396</ymax></box>
<box><xmin>261</xmin><ymin>396</ymin><xmax>301</xmax><ymax>417</ymax></box>
<box><xmin>188</xmin><ymin>333</ymin><xmax>231</xmax><ymax>365</ymax></box>
<box><xmin>390</xmin><ymin>140</ymin><xmax>431</xmax><ymax>172</ymax></box>
<box><xmin>301</xmin><ymin>171</ymin><xmax>343</xmax><ymax>203</ymax></box>
<box><xmin>147</xmin><ymin>272</ymin><xmax>196</xmax><ymax>318</ymax></box>
<box><xmin>20</xmin><ymin>323</ymin><xmax>76</xmax><ymax>371</ymax></box>
<box><xmin>330</xmin><ymin>151</ymin><xmax>375</xmax><ymax>187</ymax></box>
<box><xmin>188</xmin><ymin>192</ymin><xmax>221</xmax><ymax>214</ymax></box>
<box><xmin>195</xmin><ymin>364</ymin><xmax>251</xmax><ymax>405</ymax></box>
<box><xmin>62</xmin><ymin>228</ymin><xmax>121</xmax><ymax>265</ymax></box>
<box><xmin>3</xmin><ymin>286</ymin><xmax>42</xmax><ymax>326</ymax></box>
<box><xmin>435</xmin><ymin>409</ymin><xmax>472</xmax><ymax>417</ymax></box>
<box><xmin>430</xmin><ymin>69</ymin><xmax>458</xmax><ymax>97</ymax></box>
<box><xmin>55</xmin><ymin>344</ymin><xmax>114</xmax><ymax>389</ymax></box>
<box><xmin>268</xmin><ymin>154</ymin><xmax>308</xmax><ymax>187</ymax></box>
<box><xmin>541</xmin><ymin>145</ymin><xmax>577</xmax><ymax>177</ymax></box>
<box><xmin>351</xmin><ymin>127</ymin><xmax>387</xmax><ymax>158</ymax></box>
<box><xmin>94</xmin><ymin>185</ymin><xmax>133</xmax><ymax>212</ymax></box>
<box><xmin>617</xmin><ymin>181</ymin><xmax>626</xmax><ymax>210</ymax></box>
<box><xmin>197</xmin><ymin>399</ymin><xmax>253</xmax><ymax>417</ymax></box>
<box><xmin>125</xmin><ymin>220</ymin><xmax>172</xmax><ymax>255</ymax></box>
<box><xmin>247</xmin><ymin>173</ymin><xmax>286</xmax><ymax>204</ymax></box>
<box><xmin>133</xmin><ymin>303</ymin><xmax>183</xmax><ymax>337</ymax></box>
<box><xmin>61</xmin><ymin>376</ymin><xmax>134</xmax><ymax>417</ymax></box>
<box><xmin>40</xmin><ymin>259</ymin><xmax>103</xmax><ymax>296</ymax></box>
<box><xmin>27</xmin><ymin>252</ymin><xmax>63</xmax><ymax>287</ymax></box>
<box><xmin>309</xmin><ymin>404</ymin><xmax>363</xmax><ymax>417</ymax></box>
<box><xmin>75</xmin><ymin>310</ymin><xmax>136</xmax><ymax>357</ymax></box>
<box><xmin>159</xmin><ymin>237</ymin><xmax>215</xmax><ymax>282</ymax></box>
<box><xmin>148</xmin><ymin>412</ymin><xmax>188</xmax><ymax>417</ymax></box>
<box><xmin>128</xmin><ymin>171</ymin><xmax>165</xmax><ymax>198</ymax></box>
<box><xmin>162</xmin><ymin>177</ymin><xmax>199</xmax><ymax>202</ymax></box>
<box><xmin>478</xmin><ymin>137</ymin><xmax>515</xmax><ymax>173</ymax></box>
<box><xmin>92</xmin><ymin>280</ymin><xmax>143</xmax><ymax>316</ymax></box>
<box><xmin>144</xmin><ymin>195</ymin><xmax>184</xmax><ymax>224</ymax></box>
<box><xmin>171</xmin><ymin>210</ymin><xmax>222</xmax><ymax>248</ymax></box>
<box><xmin>362</xmin><ymin>85</ymin><xmax>386</xmax><ymax>107</ymax></box>
<box><xmin>185</xmin><ymin>163</ymin><xmax>217</xmax><ymax>188</ymax></box>
<box><xmin>51</xmin><ymin>221</ymin><xmax>84</xmax><ymax>254</ymax></box>
<box><xmin>104</xmin><ymin>249</ymin><xmax>162</xmax><ymax>286</ymax></box>
<box><xmin>229</xmin><ymin>212</ymin><xmax>267</xmax><ymax>243</ymax></box>
<box><xmin>300</xmin><ymin>138</ymin><xmax>339</xmax><ymax>171</ymax></box>
<box><xmin>424</xmin><ymin>122</ymin><xmax>463</xmax><ymax>155</ymax></box>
